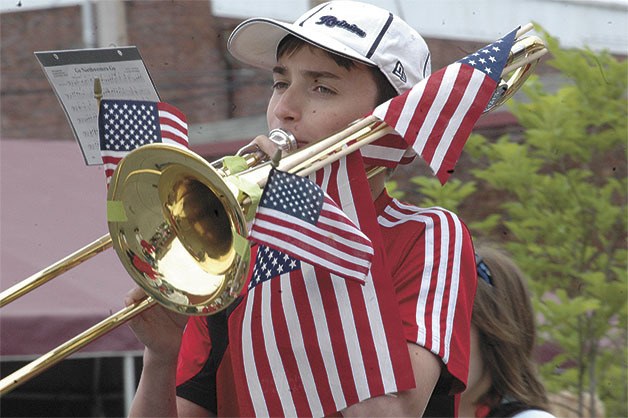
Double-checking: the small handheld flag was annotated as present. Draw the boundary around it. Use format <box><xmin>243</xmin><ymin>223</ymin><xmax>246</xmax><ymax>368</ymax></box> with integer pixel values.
<box><xmin>98</xmin><ymin>99</ymin><xmax>188</xmax><ymax>184</ymax></box>
<box><xmin>373</xmin><ymin>27</ymin><xmax>518</xmax><ymax>184</ymax></box>
<box><xmin>249</xmin><ymin>168</ymin><xmax>374</xmax><ymax>284</ymax></box>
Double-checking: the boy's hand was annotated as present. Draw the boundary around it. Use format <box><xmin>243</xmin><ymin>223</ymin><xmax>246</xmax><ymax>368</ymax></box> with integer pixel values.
<box><xmin>125</xmin><ymin>287</ymin><xmax>188</xmax><ymax>364</ymax></box>
<box><xmin>238</xmin><ymin>130</ymin><xmax>296</xmax><ymax>166</ymax></box>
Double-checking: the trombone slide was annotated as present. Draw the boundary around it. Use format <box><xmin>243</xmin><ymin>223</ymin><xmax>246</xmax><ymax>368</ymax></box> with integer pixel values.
<box><xmin>0</xmin><ymin>297</ymin><xmax>155</xmax><ymax>395</ymax></box>
<box><xmin>0</xmin><ymin>234</ymin><xmax>112</xmax><ymax>308</ymax></box>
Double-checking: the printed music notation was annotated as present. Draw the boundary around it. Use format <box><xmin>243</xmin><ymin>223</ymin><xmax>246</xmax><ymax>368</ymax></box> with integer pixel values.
<box><xmin>36</xmin><ymin>47</ymin><xmax>159</xmax><ymax>165</ymax></box>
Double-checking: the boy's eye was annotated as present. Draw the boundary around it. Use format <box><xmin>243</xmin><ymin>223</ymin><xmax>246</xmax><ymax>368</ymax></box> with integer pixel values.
<box><xmin>272</xmin><ymin>81</ymin><xmax>289</xmax><ymax>90</ymax></box>
<box><xmin>314</xmin><ymin>85</ymin><xmax>335</xmax><ymax>95</ymax></box>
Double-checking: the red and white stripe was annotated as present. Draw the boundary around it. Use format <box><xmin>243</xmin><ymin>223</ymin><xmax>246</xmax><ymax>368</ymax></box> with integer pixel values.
<box><xmin>377</xmin><ymin>199</ymin><xmax>466</xmax><ymax>365</ymax></box>
<box><xmin>156</xmin><ymin>101</ymin><xmax>189</xmax><ymax>147</ymax></box>
<box><xmin>373</xmin><ymin>62</ymin><xmax>495</xmax><ymax>184</ymax></box>
<box><xmin>360</xmin><ymin>133</ymin><xmax>417</xmax><ymax>168</ymax></box>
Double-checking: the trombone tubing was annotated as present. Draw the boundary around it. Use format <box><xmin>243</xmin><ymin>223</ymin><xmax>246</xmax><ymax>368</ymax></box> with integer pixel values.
<box><xmin>0</xmin><ymin>297</ymin><xmax>155</xmax><ymax>396</ymax></box>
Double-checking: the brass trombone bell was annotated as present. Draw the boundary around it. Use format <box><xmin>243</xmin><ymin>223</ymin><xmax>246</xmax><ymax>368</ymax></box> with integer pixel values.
<box><xmin>108</xmin><ymin>143</ymin><xmax>251</xmax><ymax>315</ymax></box>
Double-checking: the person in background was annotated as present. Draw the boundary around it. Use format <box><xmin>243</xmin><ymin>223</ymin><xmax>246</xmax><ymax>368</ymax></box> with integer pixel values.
<box><xmin>460</xmin><ymin>245</ymin><xmax>556</xmax><ymax>418</ymax></box>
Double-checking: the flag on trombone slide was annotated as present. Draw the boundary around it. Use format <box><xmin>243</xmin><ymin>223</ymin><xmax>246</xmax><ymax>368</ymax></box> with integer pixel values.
<box><xmin>98</xmin><ymin>99</ymin><xmax>189</xmax><ymax>184</ymax></box>
<box><xmin>372</xmin><ymin>26</ymin><xmax>518</xmax><ymax>184</ymax></box>
<box><xmin>249</xmin><ymin>168</ymin><xmax>374</xmax><ymax>284</ymax></box>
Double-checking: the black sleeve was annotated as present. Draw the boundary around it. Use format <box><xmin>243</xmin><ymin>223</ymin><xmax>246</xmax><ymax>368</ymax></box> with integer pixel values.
<box><xmin>176</xmin><ymin>310</ymin><xmax>229</xmax><ymax>414</ymax></box>
<box><xmin>423</xmin><ymin>373</ymin><xmax>456</xmax><ymax>417</ymax></box>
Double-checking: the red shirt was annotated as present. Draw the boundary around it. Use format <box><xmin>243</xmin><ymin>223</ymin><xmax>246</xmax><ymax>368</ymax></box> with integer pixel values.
<box><xmin>176</xmin><ymin>190</ymin><xmax>476</xmax><ymax>415</ymax></box>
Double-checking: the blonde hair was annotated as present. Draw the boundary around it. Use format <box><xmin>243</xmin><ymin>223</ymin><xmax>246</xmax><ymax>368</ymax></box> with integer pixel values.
<box><xmin>473</xmin><ymin>245</ymin><xmax>549</xmax><ymax>411</ymax></box>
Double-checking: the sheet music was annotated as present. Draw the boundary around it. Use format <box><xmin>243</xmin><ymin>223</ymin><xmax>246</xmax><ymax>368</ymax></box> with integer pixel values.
<box><xmin>36</xmin><ymin>47</ymin><xmax>159</xmax><ymax>165</ymax></box>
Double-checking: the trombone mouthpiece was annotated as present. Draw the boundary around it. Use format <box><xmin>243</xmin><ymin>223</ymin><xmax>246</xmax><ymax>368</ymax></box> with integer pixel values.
<box><xmin>268</xmin><ymin>129</ymin><xmax>297</xmax><ymax>153</ymax></box>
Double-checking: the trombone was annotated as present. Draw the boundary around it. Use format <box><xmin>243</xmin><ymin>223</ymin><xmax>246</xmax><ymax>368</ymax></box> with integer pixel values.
<box><xmin>0</xmin><ymin>26</ymin><xmax>547</xmax><ymax>395</ymax></box>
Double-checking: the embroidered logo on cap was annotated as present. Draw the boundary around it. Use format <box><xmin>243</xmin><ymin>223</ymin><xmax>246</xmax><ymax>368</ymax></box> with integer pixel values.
<box><xmin>392</xmin><ymin>61</ymin><xmax>407</xmax><ymax>83</ymax></box>
<box><xmin>315</xmin><ymin>16</ymin><xmax>366</xmax><ymax>38</ymax></box>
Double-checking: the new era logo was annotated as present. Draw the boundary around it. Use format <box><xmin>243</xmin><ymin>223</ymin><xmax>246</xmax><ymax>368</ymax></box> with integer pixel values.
<box><xmin>392</xmin><ymin>61</ymin><xmax>407</xmax><ymax>83</ymax></box>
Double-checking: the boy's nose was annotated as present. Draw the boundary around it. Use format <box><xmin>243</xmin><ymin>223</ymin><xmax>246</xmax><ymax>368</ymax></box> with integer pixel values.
<box><xmin>272</xmin><ymin>87</ymin><xmax>302</xmax><ymax>122</ymax></box>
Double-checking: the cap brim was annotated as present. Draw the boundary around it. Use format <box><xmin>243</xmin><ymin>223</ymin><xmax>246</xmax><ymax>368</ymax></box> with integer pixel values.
<box><xmin>227</xmin><ymin>17</ymin><xmax>375</xmax><ymax>70</ymax></box>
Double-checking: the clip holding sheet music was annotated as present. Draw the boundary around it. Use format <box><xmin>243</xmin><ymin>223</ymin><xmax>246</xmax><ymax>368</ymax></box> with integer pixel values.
<box><xmin>35</xmin><ymin>46</ymin><xmax>160</xmax><ymax>165</ymax></box>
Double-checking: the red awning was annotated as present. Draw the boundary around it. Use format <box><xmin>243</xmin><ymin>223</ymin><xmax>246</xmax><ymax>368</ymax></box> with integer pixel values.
<box><xmin>0</xmin><ymin>139</ymin><xmax>144</xmax><ymax>358</ymax></box>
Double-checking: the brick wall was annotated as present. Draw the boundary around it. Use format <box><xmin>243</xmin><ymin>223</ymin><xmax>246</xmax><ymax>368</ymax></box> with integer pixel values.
<box><xmin>1</xmin><ymin>6</ymin><xmax>84</xmax><ymax>140</ymax></box>
<box><xmin>0</xmin><ymin>1</ymin><xmax>554</xmax><ymax>142</ymax></box>
<box><xmin>0</xmin><ymin>1</ymin><xmax>272</xmax><ymax>141</ymax></box>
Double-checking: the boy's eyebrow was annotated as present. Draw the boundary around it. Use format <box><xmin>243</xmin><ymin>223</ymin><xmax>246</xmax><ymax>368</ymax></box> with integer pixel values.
<box><xmin>272</xmin><ymin>66</ymin><xmax>341</xmax><ymax>80</ymax></box>
<box><xmin>304</xmin><ymin>70</ymin><xmax>341</xmax><ymax>80</ymax></box>
<box><xmin>272</xmin><ymin>66</ymin><xmax>287</xmax><ymax>75</ymax></box>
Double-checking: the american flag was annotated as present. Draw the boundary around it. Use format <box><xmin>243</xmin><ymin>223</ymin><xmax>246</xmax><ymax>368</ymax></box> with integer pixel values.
<box><xmin>98</xmin><ymin>99</ymin><xmax>188</xmax><ymax>184</ymax></box>
<box><xmin>249</xmin><ymin>168</ymin><xmax>374</xmax><ymax>284</ymax></box>
<box><xmin>228</xmin><ymin>152</ymin><xmax>415</xmax><ymax>417</ymax></box>
<box><xmin>372</xmin><ymin>27</ymin><xmax>518</xmax><ymax>184</ymax></box>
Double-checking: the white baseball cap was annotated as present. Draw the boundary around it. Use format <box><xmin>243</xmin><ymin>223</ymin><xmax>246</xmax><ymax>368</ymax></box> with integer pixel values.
<box><xmin>227</xmin><ymin>0</ymin><xmax>431</xmax><ymax>95</ymax></box>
